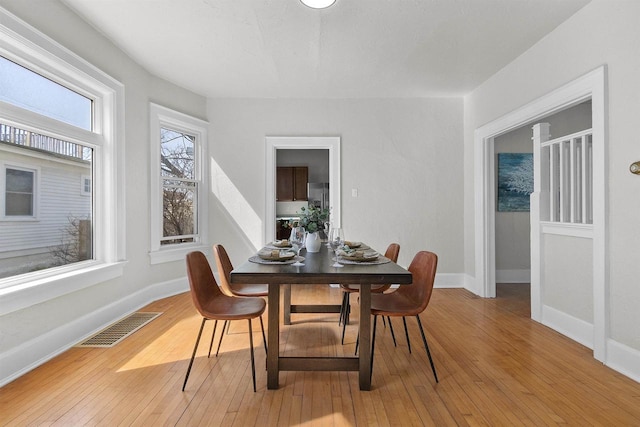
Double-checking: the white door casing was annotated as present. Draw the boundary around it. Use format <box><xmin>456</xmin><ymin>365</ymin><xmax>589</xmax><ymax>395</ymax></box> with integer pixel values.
<box><xmin>473</xmin><ymin>66</ymin><xmax>607</xmax><ymax>361</ymax></box>
<box><xmin>265</xmin><ymin>136</ymin><xmax>341</xmax><ymax>245</ymax></box>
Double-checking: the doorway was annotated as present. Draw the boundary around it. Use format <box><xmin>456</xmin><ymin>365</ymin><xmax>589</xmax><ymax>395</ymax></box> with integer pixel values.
<box><xmin>493</xmin><ymin>100</ymin><xmax>592</xmax><ymax>306</ymax></box>
<box><xmin>473</xmin><ymin>66</ymin><xmax>607</xmax><ymax>360</ymax></box>
<box><xmin>265</xmin><ymin>136</ymin><xmax>341</xmax><ymax>244</ymax></box>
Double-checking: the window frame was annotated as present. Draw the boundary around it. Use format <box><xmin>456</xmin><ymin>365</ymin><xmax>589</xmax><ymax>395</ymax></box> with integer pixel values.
<box><xmin>149</xmin><ymin>103</ymin><xmax>209</xmax><ymax>264</ymax></box>
<box><xmin>0</xmin><ymin>8</ymin><xmax>125</xmax><ymax>315</ymax></box>
<box><xmin>81</xmin><ymin>174</ymin><xmax>92</xmax><ymax>196</ymax></box>
<box><xmin>1</xmin><ymin>163</ymin><xmax>39</xmax><ymax>219</ymax></box>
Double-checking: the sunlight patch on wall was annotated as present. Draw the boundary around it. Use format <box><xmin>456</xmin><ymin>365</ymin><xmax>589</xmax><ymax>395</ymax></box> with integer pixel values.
<box><xmin>210</xmin><ymin>157</ymin><xmax>262</xmax><ymax>248</ymax></box>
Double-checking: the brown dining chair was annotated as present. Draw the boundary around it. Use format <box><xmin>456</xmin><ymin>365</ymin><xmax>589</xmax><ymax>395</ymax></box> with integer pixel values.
<box><xmin>214</xmin><ymin>244</ymin><xmax>268</xmax><ymax>298</ymax></box>
<box><xmin>369</xmin><ymin>250</ymin><xmax>439</xmax><ymax>383</ymax></box>
<box><xmin>212</xmin><ymin>244</ymin><xmax>269</xmax><ymax>355</ymax></box>
<box><xmin>182</xmin><ymin>251</ymin><xmax>267</xmax><ymax>392</ymax></box>
<box><xmin>339</xmin><ymin>243</ymin><xmax>400</xmax><ymax>344</ymax></box>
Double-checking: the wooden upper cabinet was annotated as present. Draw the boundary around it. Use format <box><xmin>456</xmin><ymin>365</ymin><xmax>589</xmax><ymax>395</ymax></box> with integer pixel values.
<box><xmin>276</xmin><ymin>166</ymin><xmax>308</xmax><ymax>201</ymax></box>
<box><xmin>293</xmin><ymin>167</ymin><xmax>308</xmax><ymax>201</ymax></box>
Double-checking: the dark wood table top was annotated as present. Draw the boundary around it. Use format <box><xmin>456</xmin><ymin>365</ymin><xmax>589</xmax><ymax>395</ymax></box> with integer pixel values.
<box><xmin>230</xmin><ymin>245</ymin><xmax>412</xmax><ymax>285</ymax></box>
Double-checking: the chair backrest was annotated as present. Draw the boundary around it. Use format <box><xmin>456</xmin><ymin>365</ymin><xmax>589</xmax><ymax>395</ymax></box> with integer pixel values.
<box><xmin>385</xmin><ymin>243</ymin><xmax>400</xmax><ymax>263</ymax></box>
<box><xmin>186</xmin><ymin>251</ymin><xmax>225</xmax><ymax>316</ymax></box>
<box><xmin>213</xmin><ymin>244</ymin><xmax>235</xmax><ymax>296</ymax></box>
<box><xmin>399</xmin><ymin>251</ymin><xmax>438</xmax><ymax>312</ymax></box>
<box><xmin>372</xmin><ymin>243</ymin><xmax>401</xmax><ymax>292</ymax></box>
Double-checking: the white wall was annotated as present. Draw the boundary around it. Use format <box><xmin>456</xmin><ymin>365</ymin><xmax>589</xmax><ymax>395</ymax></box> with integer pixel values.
<box><xmin>0</xmin><ymin>0</ymin><xmax>207</xmax><ymax>384</ymax></box>
<box><xmin>207</xmin><ymin>98</ymin><xmax>464</xmax><ymax>274</ymax></box>
<box><xmin>543</xmin><ymin>234</ymin><xmax>593</xmax><ymax>323</ymax></box>
<box><xmin>465</xmin><ymin>0</ymin><xmax>640</xmax><ymax>372</ymax></box>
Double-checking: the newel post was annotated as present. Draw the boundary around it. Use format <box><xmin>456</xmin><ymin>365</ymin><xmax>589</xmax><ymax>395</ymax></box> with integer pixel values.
<box><xmin>530</xmin><ymin>122</ymin><xmax>550</xmax><ymax>322</ymax></box>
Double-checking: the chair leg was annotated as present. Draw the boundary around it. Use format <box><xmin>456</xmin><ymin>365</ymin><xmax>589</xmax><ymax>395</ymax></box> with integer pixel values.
<box><xmin>339</xmin><ymin>292</ymin><xmax>348</xmax><ymax>325</ymax></box>
<box><xmin>182</xmin><ymin>318</ymin><xmax>206</xmax><ymax>391</ymax></box>
<box><xmin>387</xmin><ymin>317</ymin><xmax>397</xmax><ymax>347</ymax></box>
<box><xmin>215</xmin><ymin>320</ymin><xmax>228</xmax><ymax>357</ymax></box>
<box><xmin>341</xmin><ymin>313</ymin><xmax>348</xmax><ymax>345</ymax></box>
<box><xmin>248</xmin><ymin>319</ymin><xmax>257</xmax><ymax>392</ymax></box>
<box><xmin>207</xmin><ymin>319</ymin><xmax>219</xmax><ymax>358</ymax></box>
<box><xmin>355</xmin><ymin>332</ymin><xmax>359</xmax><ymax>355</ymax></box>
<box><xmin>402</xmin><ymin>316</ymin><xmax>412</xmax><ymax>354</ymax></box>
<box><xmin>259</xmin><ymin>315</ymin><xmax>267</xmax><ymax>353</ymax></box>
<box><xmin>370</xmin><ymin>315</ymin><xmax>378</xmax><ymax>381</ymax></box>
<box><xmin>416</xmin><ymin>315</ymin><xmax>438</xmax><ymax>383</ymax></box>
<box><xmin>344</xmin><ymin>293</ymin><xmax>351</xmax><ymax>325</ymax></box>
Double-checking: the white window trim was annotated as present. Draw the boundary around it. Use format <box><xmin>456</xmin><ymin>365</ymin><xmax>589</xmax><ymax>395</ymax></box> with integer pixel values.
<box><xmin>0</xmin><ymin>7</ymin><xmax>126</xmax><ymax>316</ymax></box>
<box><xmin>149</xmin><ymin>103</ymin><xmax>209</xmax><ymax>264</ymax></box>
<box><xmin>1</xmin><ymin>162</ymin><xmax>39</xmax><ymax>220</ymax></box>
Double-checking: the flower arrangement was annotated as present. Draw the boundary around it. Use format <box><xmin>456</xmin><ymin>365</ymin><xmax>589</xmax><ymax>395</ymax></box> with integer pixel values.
<box><xmin>297</xmin><ymin>205</ymin><xmax>330</xmax><ymax>234</ymax></box>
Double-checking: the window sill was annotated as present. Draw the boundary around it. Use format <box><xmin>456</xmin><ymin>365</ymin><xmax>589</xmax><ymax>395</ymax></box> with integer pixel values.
<box><xmin>0</xmin><ymin>261</ymin><xmax>127</xmax><ymax>316</ymax></box>
<box><xmin>148</xmin><ymin>243</ymin><xmax>210</xmax><ymax>265</ymax></box>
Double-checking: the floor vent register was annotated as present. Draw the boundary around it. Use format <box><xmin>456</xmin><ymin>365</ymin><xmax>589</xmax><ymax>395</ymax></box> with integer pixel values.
<box><xmin>76</xmin><ymin>312</ymin><xmax>162</xmax><ymax>348</ymax></box>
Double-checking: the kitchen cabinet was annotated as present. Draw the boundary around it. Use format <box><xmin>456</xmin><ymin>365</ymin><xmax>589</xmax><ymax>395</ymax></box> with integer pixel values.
<box><xmin>276</xmin><ymin>166</ymin><xmax>308</xmax><ymax>201</ymax></box>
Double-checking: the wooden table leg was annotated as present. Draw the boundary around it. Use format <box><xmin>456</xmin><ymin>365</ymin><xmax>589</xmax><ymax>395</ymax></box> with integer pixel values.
<box><xmin>283</xmin><ymin>284</ymin><xmax>291</xmax><ymax>325</ymax></box>
<box><xmin>267</xmin><ymin>283</ymin><xmax>280</xmax><ymax>389</ymax></box>
<box><xmin>359</xmin><ymin>284</ymin><xmax>371</xmax><ymax>390</ymax></box>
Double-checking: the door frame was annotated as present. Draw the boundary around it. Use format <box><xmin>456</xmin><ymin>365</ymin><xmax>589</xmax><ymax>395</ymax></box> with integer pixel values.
<box><xmin>473</xmin><ymin>66</ymin><xmax>607</xmax><ymax>360</ymax></box>
<box><xmin>265</xmin><ymin>136</ymin><xmax>341</xmax><ymax>244</ymax></box>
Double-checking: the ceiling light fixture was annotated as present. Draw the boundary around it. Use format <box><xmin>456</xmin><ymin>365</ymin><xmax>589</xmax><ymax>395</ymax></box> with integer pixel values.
<box><xmin>300</xmin><ymin>0</ymin><xmax>336</xmax><ymax>9</ymax></box>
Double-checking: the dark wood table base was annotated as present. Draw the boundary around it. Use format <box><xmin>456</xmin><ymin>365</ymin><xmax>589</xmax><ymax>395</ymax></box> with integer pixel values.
<box><xmin>231</xmin><ymin>246</ymin><xmax>412</xmax><ymax>391</ymax></box>
<box><xmin>282</xmin><ymin>283</ymin><xmax>341</xmax><ymax>324</ymax></box>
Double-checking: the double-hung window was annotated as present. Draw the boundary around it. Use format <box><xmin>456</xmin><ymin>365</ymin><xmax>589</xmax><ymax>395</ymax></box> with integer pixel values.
<box><xmin>0</xmin><ymin>9</ymin><xmax>124</xmax><ymax>312</ymax></box>
<box><xmin>4</xmin><ymin>166</ymin><xmax>36</xmax><ymax>217</ymax></box>
<box><xmin>149</xmin><ymin>103</ymin><xmax>208</xmax><ymax>264</ymax></box>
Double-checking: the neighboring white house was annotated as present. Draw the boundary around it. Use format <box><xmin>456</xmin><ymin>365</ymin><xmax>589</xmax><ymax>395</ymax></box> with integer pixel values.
<box><xmin>0</xmin><ymin>124</ymin><xmax>92</xmax><ymax>278</ymax></box>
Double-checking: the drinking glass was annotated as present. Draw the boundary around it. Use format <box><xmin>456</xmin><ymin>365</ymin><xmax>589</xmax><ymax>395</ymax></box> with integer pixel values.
<box><xmin>325</xmin><ymin>222</ymin><xmax>333</xmax><ymax>247</ymax></box>
<box><xmin>329</xmin><ymin>227</ymin><xmax>344</xmax><ymax>268</ymax></box>
<box><xmin>290</xmin><ymin>226</ymin><xmax>305</xmax><ymax>266</ymax></box>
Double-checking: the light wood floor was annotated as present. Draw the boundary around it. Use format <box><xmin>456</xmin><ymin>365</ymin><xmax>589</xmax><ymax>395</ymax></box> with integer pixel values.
<box><xmin>1</xmin><ymin>284</ymin><xmax>639</xmax><ymax>426</ymax></box>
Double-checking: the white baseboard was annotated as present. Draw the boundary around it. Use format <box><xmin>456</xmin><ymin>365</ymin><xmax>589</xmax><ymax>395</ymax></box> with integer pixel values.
<box><xmin>496</xmin><ymin>269</ymin><xmax>530</xmax><ymax>283</ymax></box>
<box><xmin>386</xmin><ymin>273</ymin><xmax>465</xmax><ymax>290</ymax></box>
<box><xmin>606</xmin><ymin>339</ymin><xmax>640</xmax><ymax>384</ymax></box>
<box><xmin>464</xmin><ymin>273</ymin><xmax>481</xmax><ymax>295</ymax></box>
<box><xmin>434</xmin><ymin>273</ymin><xmax>465</xmax><ymax>288</ymax></box>
<box><xmin>541</xmin><ymin>304</ymin><xmax>594</xmax><ymax>349</ymax></box>
<box><xmin>0</xmin><ymin>277</ymin><xmax>188</xmax><ymax>387</ymax></box>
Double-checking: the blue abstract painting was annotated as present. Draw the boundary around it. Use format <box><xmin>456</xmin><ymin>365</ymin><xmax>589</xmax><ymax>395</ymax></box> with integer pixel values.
<box><xmin>497</xmin><ymin>153</ymin><xmax>533</xmax><ymax>212</ymax></box>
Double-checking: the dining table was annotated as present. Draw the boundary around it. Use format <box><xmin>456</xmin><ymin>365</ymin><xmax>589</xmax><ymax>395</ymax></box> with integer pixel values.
<box><xmin>230</xmin><ymin>243</ymin><xmax>413</xmax><ymax>391</ymax></box>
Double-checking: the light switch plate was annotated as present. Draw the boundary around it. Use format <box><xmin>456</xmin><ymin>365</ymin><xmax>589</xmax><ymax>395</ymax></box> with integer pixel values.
<box><xmin>351</xmin><ymin>189</ymin><xmax>358</xmax><ymax>197</ymax></box>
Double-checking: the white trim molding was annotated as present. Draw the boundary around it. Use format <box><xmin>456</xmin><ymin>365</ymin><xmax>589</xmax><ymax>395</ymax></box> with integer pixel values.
<box><xmin>148</xmin><ymin>103</ymin><xmax>210</xmax><ymax>264</ymax></box>
<box><xmin>606</xmin><ymin>340</ymin><xmax>640</xmax><ymax>384</ymax></box>
<box><xmin>265</xmin><ymin>136</ymin><xmax>341</xmax><ymax>245</ymax></box>
<box><xmin>473</xmin><ymin>66</ymin><xmax>608</xmax><ymax>362</ymax></box>
<box><xmin>542</xmin><ymin>304</ymin><xmax>594</xmax><ymax>349</ymax></box>
<box><xmin>0</xmin><ymin>7</ymin><xmax>126</xmax><ymax>309</ymax></box>
<box><xmin>434</xmin><ymin>273</ymin><xmax>465</xmax><ymax>288</ymax></box>
<box><xmin>0</xmin><ymin>276</ymin><xmax>188</xmax><ymax>387</ymax></box>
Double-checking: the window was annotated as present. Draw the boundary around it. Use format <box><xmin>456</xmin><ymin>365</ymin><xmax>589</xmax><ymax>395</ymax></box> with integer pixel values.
<box><xmin>149</xmin><ymin>103</ymin><xmax>208</xmax><ymax>263</ymax></box>
<box><xmin>81</xmin><ymin>175</ymin><xmax>91</xmax><ymax>196</ymax></box>
<box><xmin>0</xmin><ymin>9</ymin><xmax>124</xmax><ymax>313</ymax></box>
<box><xmin>5</xmin><ymin>166</ymin><xmax>35</xmax><ymax>216</ymax></box>
<box><xmin>0</xmin><ymin>56</ymin><xmax>91</xmax><ymax>129</ymax></box>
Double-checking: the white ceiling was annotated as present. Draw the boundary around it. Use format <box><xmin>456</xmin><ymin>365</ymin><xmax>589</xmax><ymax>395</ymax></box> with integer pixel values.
<box><xmin>62</xmin><ymin>0</ymin><xmax>590</xmax><ymax>99</ymax></box>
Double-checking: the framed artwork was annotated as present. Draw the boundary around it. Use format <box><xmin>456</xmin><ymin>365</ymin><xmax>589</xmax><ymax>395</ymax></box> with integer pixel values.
<box><xmin>497</xmin><ymin>153</ymin><xmax>533</xmax><ymax>212</ymax></box>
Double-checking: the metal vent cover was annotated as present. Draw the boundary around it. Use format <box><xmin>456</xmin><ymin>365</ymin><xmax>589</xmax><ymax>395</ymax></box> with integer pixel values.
<box><xmin>76</xmin><ymin>312</ymin><xmax>162</xmax><ymax>348</ymax></box>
